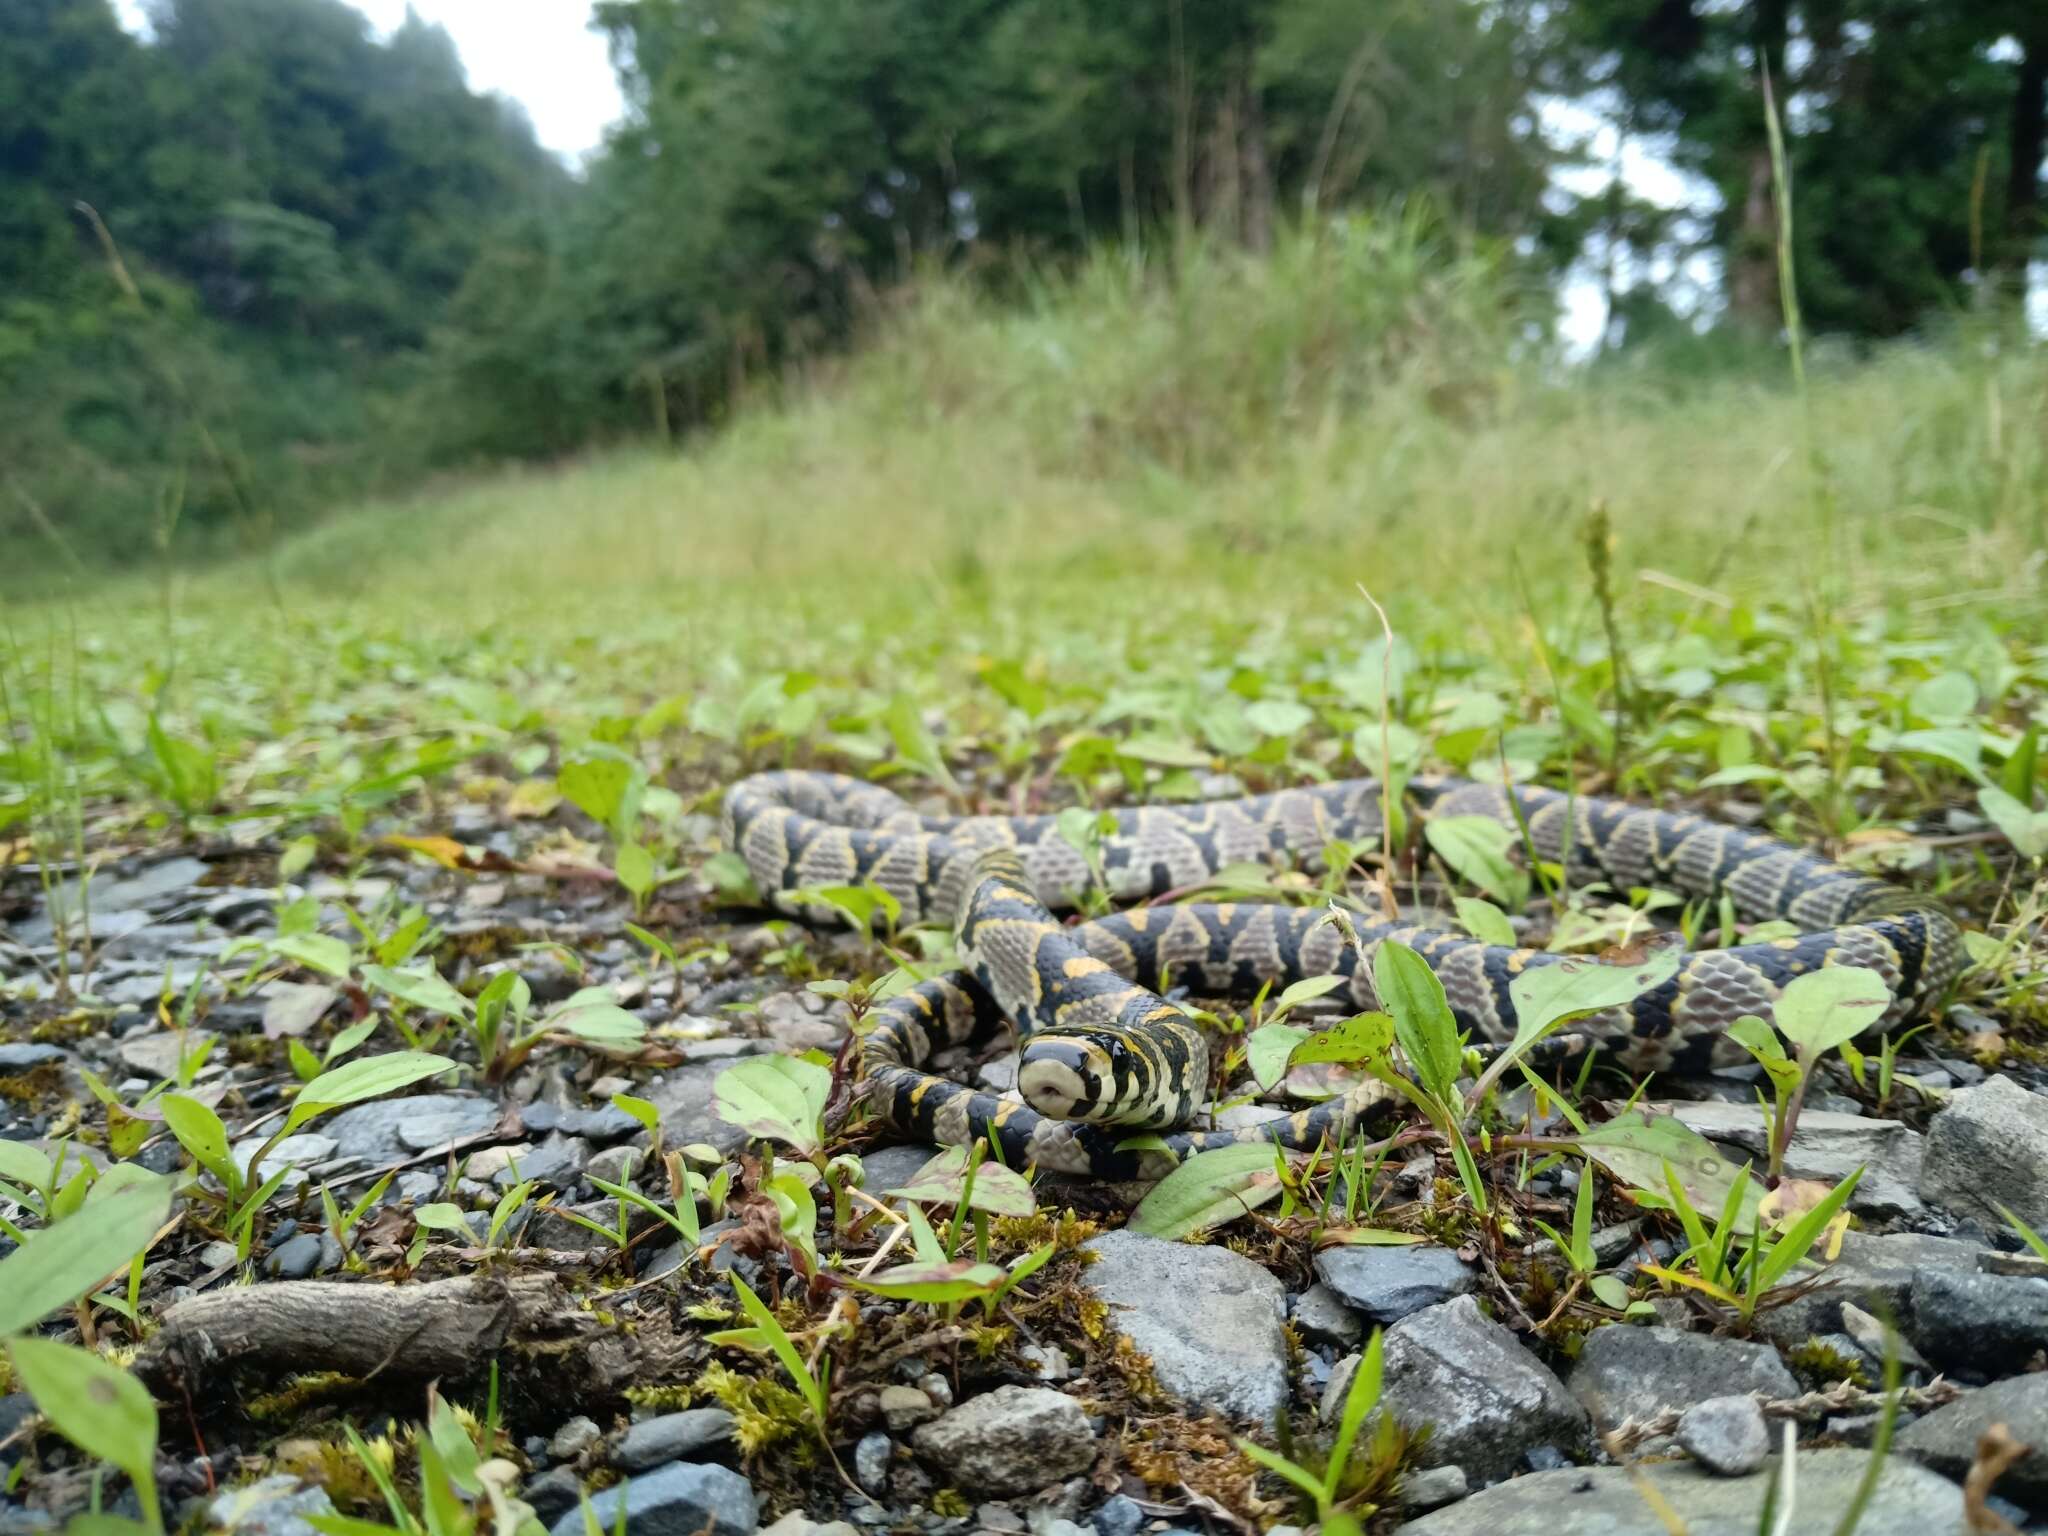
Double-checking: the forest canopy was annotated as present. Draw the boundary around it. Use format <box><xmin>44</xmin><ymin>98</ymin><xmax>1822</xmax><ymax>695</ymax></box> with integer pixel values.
<box><xmin>4</xmin><ymin>0</ymin><xmax>2044</xmax><ymax>568</ymax></box>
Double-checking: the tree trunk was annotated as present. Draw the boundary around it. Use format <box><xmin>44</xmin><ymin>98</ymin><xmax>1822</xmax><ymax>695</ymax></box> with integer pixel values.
<box><xmin>1241</xmin><ymin>49</ymin><xmax>1273</xmax><ymax>253</ymax></box>
<box><xmin>1727</xmin><ymin>0</ymin><xmax>1789</xmax><ymax>330</ymax></box>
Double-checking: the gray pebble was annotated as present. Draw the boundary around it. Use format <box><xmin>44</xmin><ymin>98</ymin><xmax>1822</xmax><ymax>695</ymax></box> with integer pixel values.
<box><xmin>1677</xmin><ymin>1395</ymin><xmax>1770</xmax><ymax>1476</ymax></box>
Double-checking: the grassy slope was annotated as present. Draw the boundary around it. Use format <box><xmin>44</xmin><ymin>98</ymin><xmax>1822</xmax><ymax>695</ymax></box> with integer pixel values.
<box><xmin>9</xmin><ymin>219</ymin><xmax>2048</xmax><ymax>1005</ymax></box>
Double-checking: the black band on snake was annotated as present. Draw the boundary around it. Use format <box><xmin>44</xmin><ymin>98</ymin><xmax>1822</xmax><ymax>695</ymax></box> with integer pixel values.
<box><xmin>722</xmin><ymin>772</ymin><xmax>1963</xmax><ymax>1181</ymax></box>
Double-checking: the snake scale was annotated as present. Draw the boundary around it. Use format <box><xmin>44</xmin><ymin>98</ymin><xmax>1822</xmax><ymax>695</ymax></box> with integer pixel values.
<box><xmin>723</xmin><ymin>771</ymin><xmax>1963</xmax><ymax>1180</ymax></box>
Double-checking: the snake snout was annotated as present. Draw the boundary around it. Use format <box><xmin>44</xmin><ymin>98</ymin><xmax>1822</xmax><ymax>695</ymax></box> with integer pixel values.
<box><xmin>1018</xmin><ymin>1038</ymin><xmax>1116</xmax><ymax>1120</ymax></box>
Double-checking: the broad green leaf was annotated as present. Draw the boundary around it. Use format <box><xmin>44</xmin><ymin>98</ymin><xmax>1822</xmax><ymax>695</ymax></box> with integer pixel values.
<box><xmin>545</xmin><ymin>1001</ymin><xmax>648</xmax><ymax>1045</ymax></box>
<box><xmin>613</xmin><ymin>841</ymin><xmax>656</xmax><ymax>897</ymax></box>
<box><xmin>845</xmin><ymin>1260</ymin><xmax>1009</xmax><ymax>1303</ymax></box>
<box><xmin>1269</xmin><ymin>972</ymin><xmax>1347</xmax><ymax>1016</ymax></box>
<box><xmin>882</xmin><ymin>694</ymin><xmax>957</xmax><ymax>788</ymax></box>
<box><xmin>1888</xmin><ymin>727</ymin><xmax>1982</xmax><ymax>779</ymax></box>
<box><xmin>6</xmin><ymin>1337</ymin><xmax>159</xmax><ymax>1509</ymax></box>
<box><xmin>712</xmin><ymin>1055</ymin><xmax>832</xmax><ymax>1154</ymax></box>
<box><xmin>1453</xmin><ymin>896</ymin><xmax>1517</xmax><ymax>947</ymax></box>
<box><xmin>1246</xmin><ymin>1023</ymin><xmax>1309</xmax><ymax>1092</ymax></box>
<box><xmin>610</xmin><ymin>1093</ymin><xmax>661</xmax><ymax>1137</ymax></box>
<box><xmin>0</xmin><ymin>1141</ymin><xmax>53</xmax><ymax>1192</ymax></box>
<box><xmin>1424</xmin><ymin>815</ymin><xmax>1528</xmax><ymax>906</ymax></box>
<box><xmin>1773</xmin><ymin>966</ymin><xmax>1891</xmax><ymax>1057</ymax></box>
<box><xmin>1291</xmin><ymin>1011</ymin><xmax>1396</xmax><ymax>1067</ymax></box>
<box><xmin>1507</xmin><ymin>949</ymin><xmax>1682</xmax><ymax>1057</ymax></box>
<box><xmin>1128</xmin><ymin>1143</ymin><xmax>1288</xmax><ymax>1240</ymax></box>
<box><xmin>884</xmin><ymin>1147</ymin><xmax>1037</xmax><ymax>1217</ymax></box>
<box><xmin>1979</xmin><ymin>784</ymin><xmax>2048</xmax><ymax>859</ymax></box>
<box><xmin>160</xmin><ymin>1094</ymin><xmax>234</xmax><ymax>1183</ymax></box>
<box><xmin>293</xmin><ymin>1052</ymin><xmax>458</xmax><ymax>1125</ymax></box>
<box><xmin>1374</xmin><ymin>942</ymin><xmax>1462</xmax><ymax>1103</ymax></box>
<box><xmin>1578</xmin><ymin>1110</ymin><xmax>1757</xmax><ymax>1225</ymax></box>
<box><xmin>557</xmin><ymin>754</ymin><xmax>637</xmax><ymax>833</ymax></box>
<box><xmin>1117</xmin><ymin>734</ymin><xmax>1213</xmax><ymax>768</ymax></box>
<box><xmin>412</xmin><ymin>1203</ymin><xmax>479</xmax><ymax>1242</ymax></box>
<box><xmin>1908</xmin><ymin>671</ymin><xmax>1977</xmax><ymax>723</ymax></box>
<box><xmin>2000</xmin><ymin>725</ymin><xmax>2039</xmax><ymax>803</ymax></box>
<box><xmin>1245</xmin><ymin>699</ymin><xmax>1314</xmax><ymax>737</ymax></box>
<box><xmin>0</xmin><ymin>1177</ymin><xmax>173</xmax><ymax>1335</ymax></box>
<box><xmin>1589</xmin><ymin>1274</ymin><xmax>1634</xmax><ymax>1310</ymax></box>
<box><xmin>360</xmin><ymin>963</ymin><xmax>471</xmax><ymax>1020</ymax></box>
<box><xmin>267</xmin><ymin>933</ymin><xmax>353</xmax><ymax>981</ymax></box>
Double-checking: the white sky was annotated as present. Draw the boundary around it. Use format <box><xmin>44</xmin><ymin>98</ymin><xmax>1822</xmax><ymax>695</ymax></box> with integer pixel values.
<box><xmin>112</xmin><ymin>0</ymin><xmax>625</xmax><ymax>163</ymax></box>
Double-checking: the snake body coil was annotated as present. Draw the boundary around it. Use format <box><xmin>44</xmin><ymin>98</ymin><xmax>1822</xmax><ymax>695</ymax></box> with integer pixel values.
<box><xmin>722</xmin><ymin>771</ymin><xmax>1962</xmax><ymax>1180</ymax></box>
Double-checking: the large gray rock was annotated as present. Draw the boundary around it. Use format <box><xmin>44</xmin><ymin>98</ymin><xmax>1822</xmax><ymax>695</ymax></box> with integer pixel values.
<box><xmin>1313</xmin><ymin>1245</ymin><xmax>1477</xmax><ymax>1324</ymax></box>
<box><xmin>1919</xmin><ymin>1074</ymin><xmax>2048</xmax><ymax>1229</ymax></box>
<box><xmin>1665</xmin><ymin>1101</ymin><xmax>1925</xmax><ymax>1218</ymax></box>
<box><xmin>1081</xmin><ymin>1230</ymin><xmax>1289</xmax><ymax>1424</ymax></box>
<box><xmin>1904</xmin><ymin>1269</ymin><xmax>2048</xmax><ymax>1376</ymax></box>
<box><xmin>613</xmin><ymin>1409</ymin><xmax>736</xmax><ymax>1471</ymax></box>
<box><xmin>545</xmin><ymin>1462</ymin><xmax>756</xmax><ymax>1536</ymax></box>
<box><xmin>1569</xmin><ymin>1326</ymin><xmax>1796</xmax><ymax>1430</ymax></box>
<box><xmin>1896</xmin><ymin>1374</ymin><xmax>2048</xmax><ymax>1510</ymax></box>
<box><xmin>1375</xmin><ymin>1295</ymin><xmax>1590</xmax><ymax>1483</ymax></box>
<box><xmin>1752</xmin><ymin>1229</ymin><xmax>1990</xmax><ymax>1345</ymax></box>
<box><xmin>910</xmin><ymin>1386</ymin><xmax>1096</xmax><ymax>1496</ymax></box>
<box><xmin>1392</xmin><ymin>1450</ymin><xmax>1964</xmax><ymax>1534</ymax></box>
<box><xmin>324</xmin><ymin>1094</ymin><xmax>500</xmax><ymax>1163</ymax></box>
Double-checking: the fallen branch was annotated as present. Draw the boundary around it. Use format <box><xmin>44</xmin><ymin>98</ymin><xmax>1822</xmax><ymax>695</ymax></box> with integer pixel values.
<box><xmin>133</xmin><ymin>1272</ymin><xmax>696</xmax><ymax>1410</ymax></box>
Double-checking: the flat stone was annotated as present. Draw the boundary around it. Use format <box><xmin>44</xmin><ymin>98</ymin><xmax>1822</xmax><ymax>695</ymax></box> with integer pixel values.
<box><xmin>1397</xmin><ymin>1464</ymin><xmax>1469</xmax><ymax>1511</ymax></box>
<box><xmin>231</xmin><ymin>1134</ymin><xmax>336</xmax><ymax>1190</ymax></box>
<box><xmin>0</xmin><ymin>1044</ymin><xmax>66</xmax><ymax>1073</ymax></box>
<box><xmin>859</xmin><ymin>1143</ymin><xmax>947</xmax><ymax>1195</ymax></box>
<box><xmin>263</xmin><ymin>1233</ymin><xmax>325</xmax><ymax>1279</ymax></box>
<box><xmin>1753</xmin><ymin>1229</ymin><xmax>1992</xmax><ymax>1345</ymax></box>
<box><xmin>208</xmin><ymin>1474</ymin><xmax>337</xmax><ymax>1536</ymax></box>
<box><xmin>757</xmin><ymin>1515</ymin><xmax>860</xmax><ymax>1536</ymax></box>
<box><xmin>492</xmin><ymin>1134</ymin><xmax>588</xmax><ymax>1189</ymax></box>
<box><xmin>1895</xmin><ymin>1374</ymin><xmax>2048</xmax><ymax>1509</ymax></box>
<box><xmin>523</xmin><ymin>1467</ymin><xmax>582</xmax><ymax>1525</ymax></box>
<box><xmin>547</xmin><ymin>1416</ymin><xmax>601</xmax><ymax>1462</ymax></box>
<box><xmin>1314</xmin><ymin>1244</ymin><xmax>1477</xmax><ymax>1324</ymax></box>
<box><xmin>1677</xmin><ymin>1396</ymin><xmax>1769</xmax><ymax>1476</ymax></box>
<box><xmin>1091</xmin><ymin>1494</ymin><xmax>1143</xmax><ymax>1536</ymax></box>
<box><xmin>546</xmin><ymin>1461</ymin><xmax>756</xmax><ymax>1536</ymax></box>
<box><xmin>1919</xmin><ymin>1074</ymin><xmax>2048</xmax><ymax>1229</ymax></box>
<box><xmin>613</xmin><ymin>1409</ymin><xmax>736</xmax><ymax>1471</ymax></box>
<box><xmin>879</xmin><ymin>1385</ymin><xmax>938</xmax><ymax>1432</ymax></box>
<box><xmin>1292</xmin><ymin>1282</ymin><xmax>1363</xmax><ymax>1346</ymax></box>
<box><xmin>1904</xmin><ymin>1269</ymin><xmax>2048</xmax><ymax>1376</ymax></box>
<box><xmin>853</xmin><ymin>1431</ymin><xmax>891</xmax><ymax>1494</ymax></box>
<box><xmin>1081</xmin><ymin>1230</ymin><xmax>1289</xmax><ymax>1423</ymax></box>
<box><xmin>1392</xmin><ymin>1449</ymin><xmax>1964</xmax><ymax>1534</ymax></box>
<box><xmin>1665</xmin><ymin>1101</ymin><xmax>1925</xmax><ymax>1218</ymax></box>
<box><xmin>259</xmin><ymin>983</ymin><xmax>338</xmax><ymax>1039</ymax></box>
<box><xmin>116</xmin><ymin>1029</ymin><xmax>216</xmax><ymax>1080</ymax></box>
<box><xmin>326</xmin><ymin>1094</ymin><xmax>500</xmax><ymax>1163</ymax></box>
<box><xmin>1569</xmin><ymin>1326</ymin><xmax>1796</xmax><ymax>1430</ymax></box>
<box><xmin>910</xmin><ymin>1386</ymin><xmax>1096</xmax><ymax>1496</ymax></box>
<box><xmin>1374</xmin><ymin>1295</ymin><xmax>1591</xmax><ymax>1483</ymax></box>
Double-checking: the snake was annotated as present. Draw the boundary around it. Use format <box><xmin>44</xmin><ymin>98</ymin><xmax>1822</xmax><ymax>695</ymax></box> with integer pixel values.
<box><xmin>722</xmin><ymin>770</ymin><xmax>1964</xmax><ymax>1180</ymax></box>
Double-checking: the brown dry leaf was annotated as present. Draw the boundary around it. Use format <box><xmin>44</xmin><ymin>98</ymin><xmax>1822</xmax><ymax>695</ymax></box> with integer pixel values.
<box><xmin>379</xmin><ymin>832</ymin><xmax>470</xmax><ymax>870</ymax></box>
<box><xmin>1964</xmin><ymin>1421</ymin><xmax>2031</xmax><ymax>1532</ymax></box>
<box><xmin>504</xmin><ymin>778</ymin><xmax>563</xmax><ymax>819</ymax></box>
<box><xmin>1757</xmin><ymin>1178</ymin><xmax>1835</xmax><ymax>1228</ymax></box>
